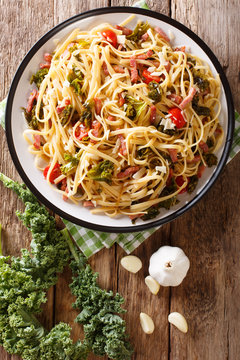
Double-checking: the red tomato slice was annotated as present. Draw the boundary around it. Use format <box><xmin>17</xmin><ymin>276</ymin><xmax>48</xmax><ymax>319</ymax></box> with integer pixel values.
<box><xmin>142</xmin><ymin>69</ymin><xmax>161</xmax><ymax>84</ymax></box>
<box><xmin>43</xmin><ymin>163</ymin><xmax>61</xmax><ymax>184</ymax></box>
<box><xmin>101</xmin><ymin>29</ymin><xmax>118</xmax><ymax>48</ymax></box>
<box><xmin>175</xmin><ymin>176</ymin><xmax>189</xmax><ymax>194</ymax></box>
<box><xmin>168</xmin><ymin>107</ymin><xmax>186</xmax><ymax>129</ymax></box>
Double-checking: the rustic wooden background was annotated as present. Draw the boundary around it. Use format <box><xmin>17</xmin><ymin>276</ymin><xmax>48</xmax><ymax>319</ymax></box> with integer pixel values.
<box><xmin>0</xmin><ymin>0</ymin><xmax>239</xmax><ymax>359</ymax></box>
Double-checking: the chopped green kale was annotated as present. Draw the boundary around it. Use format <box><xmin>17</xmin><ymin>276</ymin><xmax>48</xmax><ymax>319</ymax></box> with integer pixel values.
<box><xmin>148</xmin><ymin>81</ymin><xmax>162</xmax><ymax>103</ymax></box>
<box><xmin>60</xmin><ymin>104</ymin><xmax>73</xmax><ymax>126</ymax></box>
<box><xmin>126</xmin><ymin>21</ymin><xmax>150</xmax><ymax>42</ymax></box>
<box><xmin>141</xmin><ymin>207</ymin><xmax>160</xmax><ymax>221</ymax></box>
<box><xmin>67</xmin><ymin>67</ymin><xmax>84</xmax><ymax>95</ymax></box>
<box><xmin>81</xmin><ymin>101</ymin><xmax>93</xmax><ymax>128</ymax></box>
<box><xmin>125</xmin><ymin>95</ymin><xmax>146</xmax><ymax>120</ymax></box>
<box><xmin>30</xmin><ymin>68</ymin><xmax>49</xmax><ymax>89</ymax></box>
<box><xmin>192</xmin><ymin>95</ymin><xmax>211</xmax><ymax>116</ymax></box>
<box><xmin>192</xmin><ymin>69</ymin><xmax>210</xmax><ymax>92</ymax></box>
<box><xmin>87</xmin><ymin>160</ymin><xmax>114</xmax><ymax>183</ymax></box>
<box><xmin>137</xmin><ymin>147</ymin><xmax>153</xmax><ymax>159</ymax></box>
<box><xmin>187</xmin><ymin>175</ymin><xmax>198</xmax><ymax>194</ymax></box>
<box><xmin>61</xmin><ymin>152</ymin><xmax>81</xmax><ymax>174</ymax></box>
<box><xmin>203</xmin><ymin>153</ymin><xmax>218</xmax><ymax>167</ymax></box>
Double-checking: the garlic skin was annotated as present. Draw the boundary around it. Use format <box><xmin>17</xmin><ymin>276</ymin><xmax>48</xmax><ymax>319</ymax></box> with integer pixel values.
<box><xmin>149</xmin><ymin>246</ymin><xmax>190</xmax><ymax>286</ymax></box>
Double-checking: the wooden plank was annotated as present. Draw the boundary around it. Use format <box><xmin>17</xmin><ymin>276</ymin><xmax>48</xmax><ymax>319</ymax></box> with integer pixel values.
<box><xmin>111</xmin><ymin>0</ymin><xmax>170</xmax><ymax>16</ymax></box>
<box><xmin>116</xmin><ymin>225</ymin><xmax>171</xmax><ymax>360</ymax></box>
<box><xmin>170</xmin><ymin>1</ymin><xmax>240</xmax><ymax>359</ymax></box>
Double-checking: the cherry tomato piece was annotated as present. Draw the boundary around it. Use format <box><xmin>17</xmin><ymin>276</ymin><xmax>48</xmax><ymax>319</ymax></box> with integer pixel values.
<box><xmin>168</xmin><ymin>107</ymin><xmax>186</xmax><ymax>129</ymax></box>
<box><xmin>101</xmin><ymin>29</ymin><xmax>118</xmax><ymax>48</ymax></box>
<box><xmin>175</xmin><ymin>175</ymin><xmax>189</xmax><ymax>194</ymax></box>
<box><xmin>142</xmin><ymin>69</ymin><xmax>161</xmax><ymax>84</ymax></box>
<box><xmin>43</xmin><ymin>163</ymin><xmax>61</xmax><ymax>183</ymax></box>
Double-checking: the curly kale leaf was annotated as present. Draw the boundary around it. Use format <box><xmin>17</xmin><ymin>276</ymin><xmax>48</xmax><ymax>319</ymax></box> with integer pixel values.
<box><xmin>67</xmin><ymin>67</ymin><xmax>84</xmax><ymax>95</ymax></box>
<box><xmin>59</xmin><ymin>104</ymin><xmax>73</xmax><ymax>126</ymax></box>
<box><xmin>125</xmin><ymin>95</ymin><xmax>146</xmax><ymax>120</ymax></box>
<box><xmin>192</xmin><ymin>95</ymin><xmax>211</xmax><ymax>116</ymax></box>
<box><xmin>203</xmin><ymin>153</ymin><xmax>218</xmax><ymax>167</ymax></box>
<box><xmin>61</xmin><ymin>152</ymin><xmax>81</xmax><ymax>175</ymax></box>
<box><xmin>148</xmin><ymin>81</ymin><xmax>162</xmax><ymax>103</ymax></box>
<box><xmin>30</xmin><ymin>68</ymin><xmax>49</xmax><ymax>89</ymax></box>
<box><xmin>87</xmin><ymin>160</ymin><xmax>114</xmax><ymax>183</ymax></box>
<box><xmin>70</xmin><ymin>258</ymin><xmax>133</xmax><ymax>360</ymax></box>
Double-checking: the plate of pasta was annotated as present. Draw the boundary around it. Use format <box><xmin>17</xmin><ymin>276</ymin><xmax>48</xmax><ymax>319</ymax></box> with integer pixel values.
<box><xmin>5</xmin><ymin>7</ymin><xmax>234</xmax><ymax>232</ymax></box>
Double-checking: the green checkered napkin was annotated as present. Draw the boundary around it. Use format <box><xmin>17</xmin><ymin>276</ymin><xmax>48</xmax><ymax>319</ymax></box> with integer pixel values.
<box><xmin>1</xmin><ymin>0</ymin><xmax>240</xmax><ymax>256</ymax></box>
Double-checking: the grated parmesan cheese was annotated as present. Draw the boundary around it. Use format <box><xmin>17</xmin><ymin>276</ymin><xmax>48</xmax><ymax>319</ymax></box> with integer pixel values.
<box><xmin>117</xmin><ymin>35</ymin><xmax>126</xmax><ymax>44</ymax></box>
<box><xmin>155</xmin><ymin>165</ymin><xmax>167</xmax><ymax>174</ymax></box>
<box><xmin>63</xmin><ymin>80</ymin><xmax>70</xmax><ymax>88</ymax></box>
<box><xmin>160</xmin><ymin>117</ymin><xmax>176</xmax><ymax>130</ymax></box>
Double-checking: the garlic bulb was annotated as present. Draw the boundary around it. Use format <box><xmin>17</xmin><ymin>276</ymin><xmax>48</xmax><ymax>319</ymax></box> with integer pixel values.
<box><xmin>149</xmin><ymin>246</ymin><xmax>190</xmax><ymax>286</ymax></box>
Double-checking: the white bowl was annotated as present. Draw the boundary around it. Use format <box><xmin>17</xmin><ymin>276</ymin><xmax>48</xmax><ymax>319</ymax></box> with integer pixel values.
<box><xmin>5</xmin><ymin>7</ymin><xmax>234</xmax><ymax>233</ymax></box>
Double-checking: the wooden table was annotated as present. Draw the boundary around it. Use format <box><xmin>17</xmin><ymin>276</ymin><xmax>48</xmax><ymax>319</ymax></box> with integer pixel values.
<box><xmin>0</xmin><ymin>1</ymin><xmax>239</xmax><ymax>359</ymax></box>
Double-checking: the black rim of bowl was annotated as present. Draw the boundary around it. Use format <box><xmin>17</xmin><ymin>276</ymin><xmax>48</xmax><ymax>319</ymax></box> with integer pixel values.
<box><xmin>5</xmin><ymin>6</ymin><xmax>235</xmax><ymax>233</ymax></box>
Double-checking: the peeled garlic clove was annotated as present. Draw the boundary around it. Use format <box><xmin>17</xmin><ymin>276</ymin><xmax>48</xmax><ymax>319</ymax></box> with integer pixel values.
<box><xmin>168</xmin><ymin>312</ymin><xmax>188</xmax><ymax>333</ymax></box>
<box><xmin>140</xmin><ymin>312</ymin><xmax>155</xmax><ymax>334</ymax></box>
<box><xmin>120</xmin><ymin>255</ymin><xmax>142</xmax><ymax>273</ymax></box>
<box><xmin>145</xmin><ymin>275</ymin><xmax>160</xmax><ymax>295</ymax></box>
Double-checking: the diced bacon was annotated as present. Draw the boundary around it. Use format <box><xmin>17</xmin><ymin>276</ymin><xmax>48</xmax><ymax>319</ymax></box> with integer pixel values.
<box><xmin>164</xmin><ymin>61</ymin><xmax>171</xmax><ymax>73</ymax></box>
<box><xmin>197</xmin><ymin>164</ymin><xmax>206</xmax><ymax>178</ymax></box>
<box><xmin>83</xmin><ymin>200</ymin><xmax>94</xmax><ymax>207</ymax></box>
<box><xmin>167</xmin><ymin>94</ymin><xmax>183</xmax><ymax>105</ymax></box>
<box><xmin>102</xmin><ymin>61</ymin><xmax>110</xmax><ymax>75</ymax></box>
<box><xmin>150</xmin><ymin>105</ymin><xmax>157</xmax><ymax>124</ymax></box>
<box><xmin>33</xmin><ymin>134</ymin><xmax>41</xmax><ymax>149</ymax></box>
<box><xmin>174</xmin><ymin>46</ymin><xmax>186</xmax><ymax>52</ymax></box>
<box><xmin>199</xmin><ymin>140</ymin><xmax>209</xmax><ymax>153</ymax></box>
<box><xmin>94</xmin><ymin>98</ymin><xmax>102</xmax><ymax>115</ymax></box>
<box><xmin>115</xmin><ymin>25</ymin><xmax>132</xmax><ymax>36</ymax></box>
<box><xmin>129</xmin><ymin>213</ymin><xmax>144</xmax><ymax>220</ymax></box>
<box><xmin>141</xmin><ymin>32</ymin><xmax>149</xmax><ymax>41</ymax></box>
<box><xmin>44</xmin><ymin>53</ymin><xmax>52</xmax><ymax>62</ymax></box>
<box><xmin>136</xmin><ymin>50</ymin><xmax>153</xmax><ymax>59</ymax></box>
<box><xmin>118</xmin><ymin>92</ymin><xmax>125</xmax><ymax>107</ymax></box>
<box><xmin>179</xmin><ymin>87</ymin><xmax>197</xmax><ymax>110</ymax></box>
<box><xmin>65</xmin><ymin>99</ymin><xmax>71</xmax><ymax>106</ymax></box>
<box><xmin>154</xmin><ymin>27</ymin><xmax>170</xmax><ymax>43</ymax></box>
<box><xmin>130</xmin><ymin>56</ymin><xmax>138</xmax><ymax>83</ymax></box>
<box><xmin>40</xmin><ymin>62</ymin><xmax>51</xmax><ymax>69</ymax></box>
<box><xmin>168</xmin><ymin>149</ymin><xmax>178</xmax><ymax>163</ymax></box>
<box><xmin>201</xmin><ymin>88</ymin><xmax>210</xmax><ymax>96</ymax></box>
<box><xmin>112</xmin><ymin>65</ymin><xmax>125</xmax><ymax>73</ymax></box>
<box><xmin>118</xmin><ymin>134</ymin><xmax>127</xmax><ymax>156</ymax></box>
<box><xmin>202</xmin><ymin>117</ymin><xmax>208</xmax><ymax>125</ymax></box>
<box><xmin>26</xmin><ymin>89</ymin><xmax>38</xmax><ymax>113</ymax></box>
<box><xmin>62</xmin><ymin>187</ymin><xmax>69</xmax><ymax>201</ymax></box>
<box><xmin>117</xmin><ymin>166</ymin><xmax>140</xmax><ymax>179</ymax></box>
<box><xmin>107</xmin><ymin>115</ymin><xmax>115</xmax><ymax>121</ymax></box>
<box><xmin>215</xmin><ymin>127</ymin><xmax>222</xmax><ymax>135</ymax></box>
<box><xmin>187</xmin><ymin>155</ymin><xmax>201</xmax><ymax>163</ymax></box>
<box><xmin>91</xmin><ymin>120</ymin><xmax>101</xmax><ymax>137</ymax></box>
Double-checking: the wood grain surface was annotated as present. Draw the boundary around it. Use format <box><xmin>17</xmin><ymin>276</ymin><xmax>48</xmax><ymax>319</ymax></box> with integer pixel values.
<box><xmin>0</xmin><ymin>1</ymin><xmax>239</xmax><ymax>359</ymax></box>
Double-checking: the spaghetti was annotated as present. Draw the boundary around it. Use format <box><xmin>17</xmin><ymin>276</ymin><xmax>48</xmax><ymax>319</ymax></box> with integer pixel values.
<box><xmin>23</xmin><ymin>18</ymin><xmax>223</xmax><ymax>221</ymax></box>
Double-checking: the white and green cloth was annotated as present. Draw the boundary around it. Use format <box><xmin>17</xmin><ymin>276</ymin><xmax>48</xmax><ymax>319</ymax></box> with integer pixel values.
<box><xmin>1</xmin><ymin>0</ymin><xmax>240</xmax><ymax>257</ymax></box>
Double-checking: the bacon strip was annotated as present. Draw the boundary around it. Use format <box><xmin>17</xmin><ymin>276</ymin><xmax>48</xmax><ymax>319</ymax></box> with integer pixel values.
<box><xmin>117</xmin><ymin>166</ymin><xmax>140</xmax><ymax>179</ymax></box>
<box><xmin>91</xmin><ymin>120</ymin><xmax>101</xmax><ymax>137</ymax></box>
<box><xmin>154</xmin><ymin>27</ymin><xmax>170</xmax><ymax>43</ymax></box>
<box><xmin>83</xmin><ymin>200</ymin><xmax>94</xmax><ymax>207</ymax></box>
<box><xmin>33</xmin><ymin>134</ymin><xmax>41</xmax><ymax>149</ymax></box>
<box><xmin>167</xmin><ymin>93</ymin><xmax>183</xmax><ymax>105</ymax></box>
<box><xmin>129</xmin><ymin>214</ymin><xmax>144</xmax><ymax>220</ymax></box>
<box><xmin>179</xmin><ymin>87</ymin><xmax>197</xmax><ymax>110</ymax></box>
<box><xmin>199</xmin><ymin>141</ymin><xmax>209</xmax><ymax>153</ymax></box>
<box><xmin>94</xmin><ymin>98</ymin><xmax>102</xmax><ymax>115</ymax></box>
<box><xmin>164</xmin><ymin>61</ymin><xmax>171</xmax><ymax>73</ymax></box>
<box><xmin>130</xmin><ymin>56</ymin><xmax>138</xmax><ymax>83</ymax></box>
<box><xmin>26</xmin><ymin>89</ymin><xmax>38</xmax><ymax>113</ymax></box>
<box><xmin>136</xmin><ymin>50</ymin><xmax>153</xmax><ymax>60</ymax></box>
<box><xmin>118</xmin><ymin>134</ymin><xmax>127</xmax><ymax>156</ymax></box>
<box><xmin>102</xmin><ymin>61</ymin><xmax>110</xmax><ymax>75</ymax></box>
<box><xmin>150</xmin><ymin>105</ymin><xmax>157</xmax><ymax>124</ymax></box>
<box><xmin>187</xmin><ymin>155</ymin><xmax>201</xmax><ymax>164</ymax></box>
<box><xmin>118</xmin><ymin>92</ymin><xmax>125</xmax><ymax>107</ymax></box>
<box><xmin>115</xmin><ymin>25</ymin><xmax>132</xmax><ymax>36</ymax></box>
<box><xmin>141</xmin><ymin>32</ymin><xmax>149</xmax><ymax>41</ymax></box>
<box><xmin>112</xmin><ymin>65</ymin><xmax>125</xmax><ymax>73</ymax></box>
<box><xmin>168</xmin><ymin>149</ymin><xmax>178</xmax><ymax>163</ymax></box>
